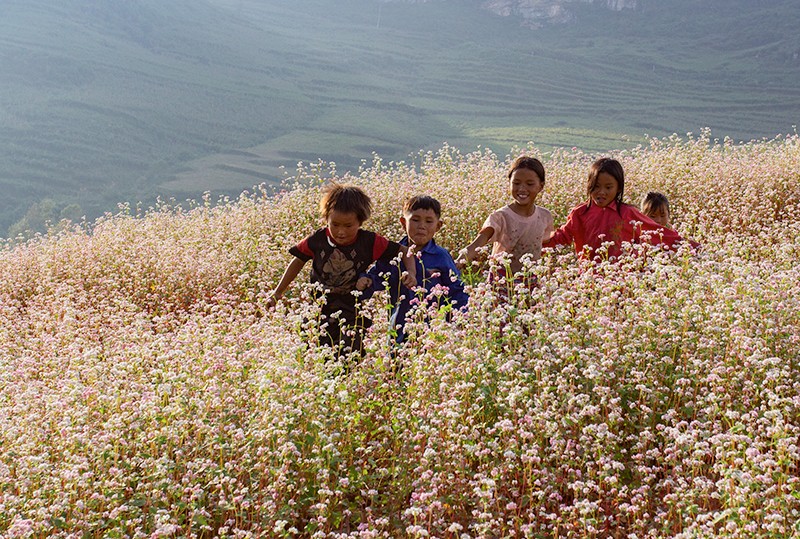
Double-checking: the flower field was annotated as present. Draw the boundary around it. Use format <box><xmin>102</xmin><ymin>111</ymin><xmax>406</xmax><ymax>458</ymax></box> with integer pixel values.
<box><xmin>1</xmin><ymin>131</ymin><xmax>799</xmax><ymax>538</ymax></box>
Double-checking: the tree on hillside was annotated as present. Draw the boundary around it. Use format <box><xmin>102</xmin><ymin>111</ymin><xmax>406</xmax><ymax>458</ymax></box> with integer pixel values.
<box><xmin>8</xmin><ymin>199</ymin><xmax>84</xmax><ymax>239</ymax></box>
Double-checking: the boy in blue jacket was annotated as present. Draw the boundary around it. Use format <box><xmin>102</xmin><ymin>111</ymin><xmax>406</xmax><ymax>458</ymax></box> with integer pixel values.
<box><xmin>361</xmin><ymin>195</ymin><xmax>468</xmax><ymax>343</ymax></box>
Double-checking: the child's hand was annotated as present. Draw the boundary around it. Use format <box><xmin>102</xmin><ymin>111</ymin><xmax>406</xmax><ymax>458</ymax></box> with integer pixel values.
<box><xmin>264</xmin><ymin>291</ymin><xmax>281</xmax><ymax>310</ymax></box>
<box><xmin>400</xmin><ymin>271</ymin><xmax>416</xmax><ymax>289</ymax></box>
<box><xmin>455</xmin><ymin>247</ymin><xmax>472</xmax><ymax>270</ymax></box>
<box><xmin>356</xmin><ymin>276</ymin><xmax>372</xmax><ymax>291</ymax></box>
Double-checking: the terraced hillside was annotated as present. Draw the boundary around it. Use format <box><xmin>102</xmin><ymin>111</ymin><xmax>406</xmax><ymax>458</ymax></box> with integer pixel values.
<box><xmin>1</xmin><ymin>0</ymin><xmax>799</xmax><ymax>235</ymax></box>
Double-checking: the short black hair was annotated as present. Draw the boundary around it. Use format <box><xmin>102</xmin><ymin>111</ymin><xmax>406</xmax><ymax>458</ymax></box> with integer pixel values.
<box><xmin>403</xmin><ymin>195</ymin><xmax>441</xmax><ymax>218</ymax></box>
<box><xmin>319</xmin><ymin>183</ymin><xmax>372</xmax><ymax>223</ymax></box>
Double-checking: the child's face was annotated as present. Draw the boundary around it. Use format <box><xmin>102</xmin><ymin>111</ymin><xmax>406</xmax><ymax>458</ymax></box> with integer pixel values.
<box><xmin>590</xmin><ymin>172</ymin><xmax>620</xmax><ymax>208</ymax></box>
<box><xmin>326</xmin><ymin>209</ymin><xmax>362</xmax><ymax>245</ymax></box>
<box><xmin>401</xmin><ymin>208</ymin><xmax>442</xmax><ymax>247</ymax></box>
<box><xmin>645</xmin><ymin>206</ymin><xmax>671</xmax><ymax>228</ymax></box>
<box><xmin>509</xmin><ymin>168</ymin><xmax>543</xmax><ymax>208</ymax></box>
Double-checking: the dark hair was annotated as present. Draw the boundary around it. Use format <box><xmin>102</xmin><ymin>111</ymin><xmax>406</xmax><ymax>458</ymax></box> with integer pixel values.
<box><xmin>403</xmin><ymin>195</ymin><xmax>441</xmax><ymax>218</ymax></box>
<box><xmin>508</xmin><ymin>156</ymin><xmax>545</xmax><ymax>184</ymax></box>
<box><xmin>587</xmin><ymin>157</ymin><xmax>625</xmax><ymax>214</ymax></box>
<box><xmin>319</xmin><ymin>183</ymin><xmax>372</xmax><ymax>223</ymax></box>
<box><xmin>641</xmin><ymin>191</ymin><xmax>670</xmax><ymax>215</ymax></box>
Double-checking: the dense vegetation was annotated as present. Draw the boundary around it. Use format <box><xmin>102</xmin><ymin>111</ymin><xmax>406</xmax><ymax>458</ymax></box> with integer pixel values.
<box><xmin>1</xmin><ymin>133</ymin><xmax>799</xmax><ymax>537</ymax></box>
<box><xmin>2</xmin><ymin>0</ymin><xmax>800</xmax><ymax>235</ymax></box>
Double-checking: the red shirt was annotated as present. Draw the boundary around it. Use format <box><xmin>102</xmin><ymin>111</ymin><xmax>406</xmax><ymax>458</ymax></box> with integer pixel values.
<box><xmin>543</xmin><ymin>201</ymin><xmax>689</xmax><ymax>261</ymax></box>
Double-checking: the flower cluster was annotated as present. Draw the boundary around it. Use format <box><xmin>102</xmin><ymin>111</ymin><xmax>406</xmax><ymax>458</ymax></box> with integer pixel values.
<box><xmin>1</xmin><ymin>132</ymin><xmax>799</xmax><ymax>537</ymax></box>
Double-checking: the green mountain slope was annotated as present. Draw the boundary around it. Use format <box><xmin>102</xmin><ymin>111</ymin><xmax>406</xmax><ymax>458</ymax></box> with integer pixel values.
<box><xmin>1</xmin><ymin>0</ymin><xmax>799</xmax><ymax>235</ymax></box>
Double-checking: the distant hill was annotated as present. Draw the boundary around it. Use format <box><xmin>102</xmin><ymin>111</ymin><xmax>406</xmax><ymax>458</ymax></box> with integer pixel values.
<box><xmin>1</xmin><ymin>0</ymin><xmax>799</xmax><ymax>236</ymax></box>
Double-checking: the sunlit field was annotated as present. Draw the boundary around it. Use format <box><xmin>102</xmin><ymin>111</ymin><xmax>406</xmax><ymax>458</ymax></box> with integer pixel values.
<box><xmin>1</xmin><ymin>131</ymin><xmax>799</xmax><ymax>538</ymax></box>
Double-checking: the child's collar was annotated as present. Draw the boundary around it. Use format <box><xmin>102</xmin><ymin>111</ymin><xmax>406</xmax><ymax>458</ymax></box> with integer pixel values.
<box><xmin>401</xmin><ymin>236</ymin><xmax>436</xmax><ymax>252</ymax></box>
<box><xmin>325</xmin><ymin>227</ymin><xmax>359</xmax><ymax>246</ymax></box>
<box><xmin>590</xmin><ymin>200</ymin><xmax>620</xmax><ymax>211</ymax></box>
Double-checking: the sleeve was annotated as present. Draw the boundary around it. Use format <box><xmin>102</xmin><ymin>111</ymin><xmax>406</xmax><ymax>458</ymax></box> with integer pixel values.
<box><xmin>482</xmin><ymin>210</ymin><xmax>505</xmax><ymax>242</ymax></box>
<box><xmin>543</xmin><ymin>209</ymin><xmax>576</xmax><ymax>248</ymax></box>
<box><xmin>543</xmin><ymin>209</ymin><xmax>554</xmax><ymax>244</ymax></box>
<box><xmin>288</xmin><ymin>235</ymin><xmax>314</xmax><ymax>261</ymax></box>
<box><xmin>628</xmin><ymin>207</ymin><xmax>687</xmax><ymax>250</ymax></box>
<box><xmin>375</xmin><ymin>234</ymin><xmax>402</xmax><ymax>263</ymax></box>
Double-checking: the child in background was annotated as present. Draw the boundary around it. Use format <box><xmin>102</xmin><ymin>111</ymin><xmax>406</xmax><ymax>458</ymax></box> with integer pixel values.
<box><xmin>362</xmin><ymin>195</ymin><xmax>468</xmax><ymax>343</ymax></box>
<box><xmin>266</xmin><ymin>183</ymin><xmax>417</xmax><ymax>357</ymax></box>
<box><xmin>544</xmin><ymin>158</ymin><xmax>690</xmax><ymax>261</ymax></box>
<box><xmin>459</xmin><ymin>156</ymin><xmax>554</xmax><ymax>276</ymax></box>
<box><xmin>641</xmin><ymin>191</ymin><xmax>671</xmax><ymax>229</ymax></box>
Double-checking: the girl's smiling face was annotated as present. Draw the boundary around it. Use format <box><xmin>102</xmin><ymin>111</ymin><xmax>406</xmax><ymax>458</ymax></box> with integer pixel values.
<box><xmin>590</xmin><ymin>172</ymin><xmax>620</xmax><ymax>208</ymax></box>
<box><xmin>509</xmin><ymin>168</ymin><xmax>544</xmax><ymax>209</ymax></box>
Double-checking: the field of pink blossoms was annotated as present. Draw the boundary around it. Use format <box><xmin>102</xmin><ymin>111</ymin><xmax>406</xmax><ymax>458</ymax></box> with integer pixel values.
<box><xmin>1</xmin><ymin>131</ymin><xmax>799</xmax><ymax>538</ymax></box>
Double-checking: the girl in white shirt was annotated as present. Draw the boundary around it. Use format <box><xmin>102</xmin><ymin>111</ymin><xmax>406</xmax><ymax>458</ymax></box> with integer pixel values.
<box><xmin>459</xmin><ymin>156</ymin><xmax>554</xmax><ymax>276</ymax></box>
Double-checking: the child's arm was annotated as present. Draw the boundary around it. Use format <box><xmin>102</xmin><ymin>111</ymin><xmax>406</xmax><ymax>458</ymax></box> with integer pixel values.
<box><xmin>457</xmin><ymin>227</ymin><xmax>494</xmax><ymax>269</ymax></box>
<box><xmin>443</xmin><ymin>258</ymin><xmax>470</xmax><ymax>311</ymax></box>
<box><xmin>543</xmin><ymin>212</ymin><xmax>575</xmax><ymax>248</ymax></box>
<box><xmin>629</xmin><ymin>206</ymin><xmax>698</xmax><ymax>250</ymax></box>
<box><xmin>358</xmin><ymin>259</ymin><xmax>398</xmax><ymax>299</ymax></box>
<box><xmin>266</xmin><ymin>256</ymin><xmax>306</xmax><ymax>308</ymax></box>
<box><xmin>398</xmin><ymin>245</ymin><xmax>417</xmax><ymax>289</ymax></box>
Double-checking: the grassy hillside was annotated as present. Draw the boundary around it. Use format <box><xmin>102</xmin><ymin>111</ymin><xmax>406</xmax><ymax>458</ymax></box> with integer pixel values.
<box><xmin>1</xmin><ymin>0</ymin><xmax>799</xmax><ymax>235</ymax></box>
<box><xmin>1</xmin><ymin>135</ymin><xmax>799</xmax><ymax>536</ymax></box>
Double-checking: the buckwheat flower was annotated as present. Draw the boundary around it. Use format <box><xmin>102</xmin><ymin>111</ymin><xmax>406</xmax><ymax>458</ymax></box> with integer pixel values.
<box><xmin>6</xmin><ymin>517</ymin><xmax>34</xmax><ymax>538</ymax></box>
<box><xmin>447</xmin><ymin>522</ymin><xmax>463</xmax><ymax>533</ymax></box>
<box><xmin>405</xmin><ymin>525</ymin><xmax>429</xmax><ymax>536</ymax></box>
<box><xmin>3</xmin><ymin>136</ymin><xmax>800</xmax><ymax>538</ymax></box>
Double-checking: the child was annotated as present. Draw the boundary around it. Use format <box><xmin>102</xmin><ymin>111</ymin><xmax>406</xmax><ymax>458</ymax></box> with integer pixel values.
<box><xmin>641</xmin><ymin>191</ymin><xmax>671</xmax><ymax>229</ymax></box>
<box><xmin>459</xmin><ymin>156</ymin><xmax>554</xmax><ymax>275</ymax></box>
<box><xmin>267</xmin><ymin>183</ymin><xmax>417</xmax><ymax>356</ymax></box>
<box><xmin>362</xmin><ymin>195</ymin><xmax>468</xmax><ymax>343</ymax></box>
<box><xmin>544</xmin><ymin>158</ymin><xmax>690</xmax><ymax>261</ymax></box>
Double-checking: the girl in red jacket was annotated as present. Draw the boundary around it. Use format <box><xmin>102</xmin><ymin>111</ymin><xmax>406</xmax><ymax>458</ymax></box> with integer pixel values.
<box><xmin>544</xmin><ymin>158</ymin><xmax>692</xmax><ymax>261</ymax></box>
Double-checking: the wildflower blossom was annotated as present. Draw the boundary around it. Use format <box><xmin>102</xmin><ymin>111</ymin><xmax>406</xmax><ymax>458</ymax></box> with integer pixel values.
<box><xmin>1</xmin><ymin>137</ymin><xmax>799</xmax><ymax>537</ymax></box>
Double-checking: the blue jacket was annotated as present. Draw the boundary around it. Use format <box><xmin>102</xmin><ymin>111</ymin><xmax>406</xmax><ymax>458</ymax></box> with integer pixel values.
<box><xmin>363</xmin><ymin>237</ymin><xmax>469</xmax><ymax>342</ymax></box>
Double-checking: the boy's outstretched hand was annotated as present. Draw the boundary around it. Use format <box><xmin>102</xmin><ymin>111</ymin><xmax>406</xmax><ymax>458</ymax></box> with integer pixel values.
<box><xmin>356</xmin><ymin>276</ymin><xmax>372</xmax><ymax>291</ymax></box>
<box><xmin>400</xmin><ymin>271</ymin><xmax>416</xmax><ymax>289</ymax></box>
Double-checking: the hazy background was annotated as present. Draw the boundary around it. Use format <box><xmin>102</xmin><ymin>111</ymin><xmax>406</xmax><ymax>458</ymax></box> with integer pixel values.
<box><xmin>2</xmin><ymin>0</ymin><xmax>799</xmax><ymax>237</ymax></box>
